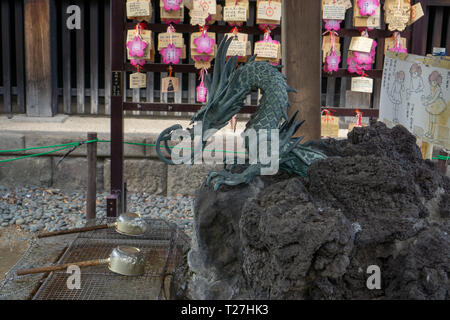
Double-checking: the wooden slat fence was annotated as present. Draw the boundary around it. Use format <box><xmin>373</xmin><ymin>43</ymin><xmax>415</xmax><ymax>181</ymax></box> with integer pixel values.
<box><xmin>0</xmin><ymin>0</ymin><xmax>448</xmax><ymax>116</ymax></box>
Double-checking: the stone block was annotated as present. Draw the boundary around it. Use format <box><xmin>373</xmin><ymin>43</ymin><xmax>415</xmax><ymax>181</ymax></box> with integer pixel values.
<box><xmin>24</xmin><ymin>132</ymin><xmax>86</xmax><ymax>156</ymax></box>
<box><xmin>97</xmin><ymin>133</ymin><xmax>146</xmax><ymax>158</ymax></box>
<box><xmin>167</xmin><ymin>164</ymin><xmax>223</xmax><ymax>196</ymax></box>
<box><xmin>104</xmin><ymin>159</ymin><xmax>167</xmax><ymax>195</ymax></box>
<box><xmin>0</xmin><ymin>133</ymin><xmax>25</xmax><ymax>155</ymax></box>
<box><xmin>0</xmin><ymin>156</ymin><xmax>52</xmax><ymax>187</ymax></box>
<box><xmin>24</xmin><ymin>132</ymin><xmax>146</xmax><ymax>158</ymax></box>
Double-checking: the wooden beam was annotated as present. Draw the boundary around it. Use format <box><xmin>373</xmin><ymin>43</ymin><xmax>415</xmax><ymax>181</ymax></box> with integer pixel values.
<box><xmin>125</xmin><ymin>22</ymin><xmax>281</xmax><ymax>35</ymax></box>
<box><xmin>24</xmin><ymin>0</ymin><xmax>55</xmax><ymax>117</ymax></box>
<box><xmin>324</xmin><ymin>69</ymin><xmax>383</xmax><ymax>78</ymax></box>
<box><xmin>110</xmin><ymin>0</ymin><xmax>126</xmax><ymax>215</ymax></box>
<box><xmin>104</xmin><ymin>0</ymin><xmax>112</xmax><ymax>115</ymax></box>
<box><xmin>428</xmin><ymin>0</ymin><xmax>450</xmax><ymax>6</ymax></box>
<box><xmin>285</xmin><ymin>0</ymin><xmax>322</xmax><ymax>141</ymax></box>
<box><xmin>122</xmin><ymin>102</ymin><xmax>380</xmax><ymax>118</ymax></box>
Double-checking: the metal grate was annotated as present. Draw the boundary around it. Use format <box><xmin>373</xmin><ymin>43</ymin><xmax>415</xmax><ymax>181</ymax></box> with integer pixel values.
<box><xmin>0</xmin><ymin>240</ymin><xmax>67</xmax><ymax>300</ymax></box>
<box><xmin>32</xmin><ymin>218</ymin><xmax>185</xmax><ymax>300</ymax></box>
<box><xmin>0</xmin><ymin>218</ymin><xmax>189</xmax><ymax>300</ymax></box>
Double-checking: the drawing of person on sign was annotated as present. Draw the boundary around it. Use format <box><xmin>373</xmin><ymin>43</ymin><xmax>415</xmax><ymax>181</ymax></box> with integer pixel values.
<box><xmin>421</xmin><ymin>71</ymin><xmax>447</xmax><ymax>140</ymax></box>
<box><xmin>388</xmin><ymin>71</ymin><xmax>406</xmax><ymax>124</ymax></box>
<box><xmin>407</xmin><ymin>64</ymin><xmax>424</xmax><ymax>97</ymax></box>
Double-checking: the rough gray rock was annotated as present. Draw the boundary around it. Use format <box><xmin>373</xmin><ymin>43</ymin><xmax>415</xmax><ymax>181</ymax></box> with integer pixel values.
<box><xmin>175</xmin><ymin>122</ymin><xmax>449</xmax><ymax>300</ymax></box>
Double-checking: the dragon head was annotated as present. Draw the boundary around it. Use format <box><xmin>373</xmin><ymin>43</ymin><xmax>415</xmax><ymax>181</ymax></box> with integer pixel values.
<box><xmin>156</xmin><ymin>37</ymin><xmax>252</xmax><ymax>165</ymax></box>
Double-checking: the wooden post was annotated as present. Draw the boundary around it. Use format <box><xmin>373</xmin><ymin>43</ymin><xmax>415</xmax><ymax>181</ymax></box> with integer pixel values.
<box><xmin>24</xmin><ymin>0</ymin><xmax>56</xmax><ymax>117</ymax></box>
<box><xmin>107</xmin><ymin>194</ymin><xmax>119</xmax><ymax>218</ymax></box>
<box><xmin>87</xmin><ymin>133</ymin><xmax>98</xmax><ymax>220</ymax></box>
<box><xmin>110</xmin><ymin>0</ymin><xmax>126</xmax><ymax>216</ymax></box>
<box><xmin>284</xmin><ymin>0</ymin><xmax>322</xmax><ymax>141</ymax></box>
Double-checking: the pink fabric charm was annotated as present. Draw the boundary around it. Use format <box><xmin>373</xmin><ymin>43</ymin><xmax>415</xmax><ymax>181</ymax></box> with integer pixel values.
<box><xmin>197</xmin><ymin>83</ymin><xmax>208</xmax><ymax>103</ymax></box>
<box><xmin>127</xmin><ymin>36</ymin><xmax>148</xmax><ymax>58</ymax></box>
<box><xmin>353</xmin><ymin>51</ymin><xmax>374</xmax><ymax>65</ymax></box>
<box><xmin>347</xmin><ymin>57</ymin><xmax>361</xmax><ymax>74</ymax></box>
<box><xmin>389</xmin><ymin>44</ymin><xmax>408</xmax><ymax>53</ymax></box>
<box><xmin>258</xmin><ymin>24</ymin><xmax>277</xmax><ymax>32</ymax></box>
<box><xmin>162</xmin><ymin>19</ymin><xmax>182</xmax><ymax>24</ymax></box>
<box><xmin>324</xmin><ymin>51</ymin><xmax>341</xmax><ymax>73</ymax></box>
<box><xmin>162</xmin><ymin>0</ymin><xmax>182</xmax><ymax>11</ymax></box>
<box><xmin>324</xmin><ymin>19</ymin><xmax>342</xmax><ymax>31</ymax></box>
<box><xmin>389</xmin><ymin>32</ymin><xmax>408</xmax><ymax>53</ymax></box>
<box><xmin>323</xmin><ymin>31</ymin><xmax>340</xmax><ymax>73</ymax></box>
<box><xmin>161</xmin><ymin>43</ymin><xmax>183</xmax><ymax>64</ymax></box>
<box><xmin>197</xmin><ymin>69</ymin><xmax>208</xmax><ymax>103</ymax></box>
<box><xmin>194</xmin><ymin>33</ymin><xmax>215</xmax><ymax>55</ymax></box>
<box><xmin>254</xmin><ymin>31</ymin><xmax>280</xmax><ymax>66</ymax></box>
<box><xmin>228</xmin><ymin>21</ymin><xmax>244</xmax><ymax>27</ymax></box>
<box><xmin>193</xmin><ymin>55</ymin><xmax>212</xmax><ymax>62</ymax></box>
<box><xmin>357</xmin><ymin>0</ymin><xmax>380</xmax><ymax>16</ymax></box>
<box><xmin>130</xmin><ymin>59</ymin><xmax>146</xmax><ymax>68</ymax></box>
<box><xmin>348</xmin><ymin>38</ymin><xmax>377</xmax><ymax>75</ymax></box>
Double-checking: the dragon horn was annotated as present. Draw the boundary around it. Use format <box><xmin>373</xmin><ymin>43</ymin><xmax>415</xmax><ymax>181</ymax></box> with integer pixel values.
<box><xmin>210</xmin><ymin>37</ymin><xmax>233</xmax><ymax>97</ymax></box>
<box><xmin>286</xmin><ymin>85</ymin><xmax>297</xmax><ymax>93</ymax></box>
<box><xmin>247</xmin><ymin>55</ymin><xmax>257</xmax><ymax>63</ymax></box>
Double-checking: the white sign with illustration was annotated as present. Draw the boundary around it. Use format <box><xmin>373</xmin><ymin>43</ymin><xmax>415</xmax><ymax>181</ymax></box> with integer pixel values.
<box><xmin>380</xmin><ymin>52</ymin><xmax>450</xmax><ymax>153</ymax></box>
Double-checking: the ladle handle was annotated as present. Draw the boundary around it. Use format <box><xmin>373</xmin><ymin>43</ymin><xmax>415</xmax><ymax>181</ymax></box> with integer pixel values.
<box><xmin>37</xmin><ymin>224</ymin><xmax>113</xmax><ymax>238</ymax></box>
<box><xmin>16</xmin><ymin>259</ymin><xmax>109</xmax><ymax>276</ymax></box>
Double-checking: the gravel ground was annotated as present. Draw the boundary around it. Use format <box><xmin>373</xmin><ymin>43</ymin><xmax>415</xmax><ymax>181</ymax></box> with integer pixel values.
<box><xmin>0</xmin><ymin>186</ymin><xmax>195</xmax><ymax>238</ymax></box>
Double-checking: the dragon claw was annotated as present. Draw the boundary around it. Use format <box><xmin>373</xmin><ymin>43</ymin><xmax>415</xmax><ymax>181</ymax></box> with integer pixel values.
<box><xmin>207</xmin><ymin>170</ymin><xmax>249</xmax><ymax>190</ymax></box>
<box><xmin>213</xmin><ymin>178</ymin><xmax>226</xmax><ymax>191</ymax></box>
<box><xmin>206</xmin><ymin>171</ymin><xmax>220</xmax><ymax>185</ymax></box>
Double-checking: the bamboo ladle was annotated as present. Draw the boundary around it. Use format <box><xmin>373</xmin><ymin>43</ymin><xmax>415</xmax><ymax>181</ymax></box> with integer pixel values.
<box><xmin>16</xmin><ymin>246</ymin><xmax>145</xmax><ymax>276</ymax></box>
<box><xmin>37</xmin><ymin>213</ymin><xmax>147</xmax><ymax>238</ymax></box>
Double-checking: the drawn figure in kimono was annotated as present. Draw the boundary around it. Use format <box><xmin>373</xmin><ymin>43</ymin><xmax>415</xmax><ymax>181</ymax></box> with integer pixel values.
<box><xmin>421</xmin><ymin>71</ymin><xmax>447</xmax><ymax>139</ymax></box>
<box><xmin>388</xmin><ymin>71</ymin><xmax>406</xmax><ymax>124</ymax></box>
<box><xmin>407</xmin><ymin>63</ymin><xmax>424</xmax><ymax>97</ymax></box>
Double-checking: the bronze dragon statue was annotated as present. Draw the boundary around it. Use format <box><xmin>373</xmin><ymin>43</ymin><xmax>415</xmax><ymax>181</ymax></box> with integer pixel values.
<box><xmin>156</xmin><ymin>37</ymin><xmax>327</xmax><ymax>190</ymax></box>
